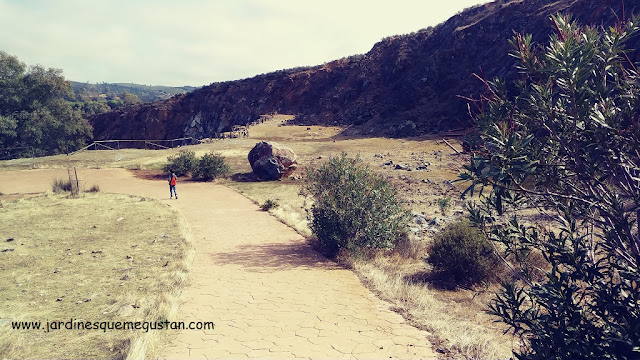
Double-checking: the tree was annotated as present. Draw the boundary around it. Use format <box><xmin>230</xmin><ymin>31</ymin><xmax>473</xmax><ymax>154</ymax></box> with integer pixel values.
<box><xmin>461</xmin><ymin>14</ymin><xmax>640</xmax><ymax>359</ymax></box>
<box><xmin>0</xmin><ymin>52</ymin><xmax>92</xmax><ymax>156</ymax></box>
<box><xmin>75</xmin><ymin>101</ymin><xmax>111</xmax><ymax>117</ymax></box>
<box><xmin>121</xmin><ymin>91</ymin><xmax>142</xmax><ymax>106</ymax></box>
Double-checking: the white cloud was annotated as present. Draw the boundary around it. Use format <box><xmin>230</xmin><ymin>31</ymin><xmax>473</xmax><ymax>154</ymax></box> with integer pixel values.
<box><xmin>0</xmin><ymin>0</ymin><xmax>490</xmax><ymax>86</ymax></box>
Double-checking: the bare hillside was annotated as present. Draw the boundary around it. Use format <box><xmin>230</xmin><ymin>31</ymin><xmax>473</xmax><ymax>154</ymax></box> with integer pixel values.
<box><xmin>90</xmin><ymin>0</ymin><xmax>639</xmax><ymax>140</ymax></box>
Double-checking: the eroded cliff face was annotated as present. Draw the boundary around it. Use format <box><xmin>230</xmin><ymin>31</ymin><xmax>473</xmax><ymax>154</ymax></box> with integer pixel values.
<box><xmin>90</xmin><ymin>0</ymin><xmax>639</xmax><ymax>140</ymax></box>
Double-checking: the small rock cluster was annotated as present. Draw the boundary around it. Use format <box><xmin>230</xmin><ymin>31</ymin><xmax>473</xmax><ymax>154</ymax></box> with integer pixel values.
<box><xmin>409</xmin><ymin>212</ymin><xmax>446</xmax><ymax>237</ymax></box>
<box><xmin>381</xmin><ymin>160</ymin><xmax>431</xmax><ymax>172</ymax></box>
<box><xmin>377</xmin><ymin>152</ymin><xmax>432</xmax><ymax>172</ymax></box>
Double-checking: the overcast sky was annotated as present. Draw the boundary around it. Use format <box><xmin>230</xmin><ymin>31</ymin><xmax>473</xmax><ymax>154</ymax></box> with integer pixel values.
<box><xmin>0</xmin><ymin>0</ymin><xmax>491</xmax><ymax>87</ymax></box>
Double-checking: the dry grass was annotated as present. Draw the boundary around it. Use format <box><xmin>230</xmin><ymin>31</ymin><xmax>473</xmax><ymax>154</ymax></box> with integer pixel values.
<box><xmin>51</xmin><ymin>177</ymin><xmax>75</xmax><ymax>193</ymax></box>
<box><xmin>351</xmin><ymin>255</ymin><xmax>514</xmax><ymax>359</ymax></box>
<box><xmin>0</xmin><ymin>192</ymin><xmax>193</xmax><ymax>359</ymax></box>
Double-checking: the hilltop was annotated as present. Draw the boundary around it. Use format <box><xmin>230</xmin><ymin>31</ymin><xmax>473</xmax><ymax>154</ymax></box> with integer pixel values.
<box><xmin>71</xmin><ymin>81</ymin><xmax>198</xmax><ymax>103</ymax></box>
<box><xmin>90</xmin><ymin>0</ymin><xmax>639</xmax><ymax>140</ymax></box>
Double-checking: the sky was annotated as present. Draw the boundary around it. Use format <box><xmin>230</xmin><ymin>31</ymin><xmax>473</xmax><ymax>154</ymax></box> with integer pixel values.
<box><xmin>0</xmin><ymin>0</ymin><xmax>492</xmax><ymax>87</ymax></box>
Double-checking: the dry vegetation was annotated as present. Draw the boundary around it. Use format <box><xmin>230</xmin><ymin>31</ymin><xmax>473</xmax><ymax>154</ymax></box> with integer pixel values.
<box><xmin>351</xmin><ymin>256</ymin><xmax>514</xmax><ymax>359</ymax></box>
<box><xmin>0</xmin><ymin>115</ymin><xmax>514</xmax><ymax>359</ymax></box>
<box><xmin>0</xmin><ymin>192</ymin><xmax>193</xmax><ymax>359</ymax></box>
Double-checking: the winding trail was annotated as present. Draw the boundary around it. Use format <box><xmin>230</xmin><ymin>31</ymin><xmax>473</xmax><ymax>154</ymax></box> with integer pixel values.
<box><xmin>0</xmin><ymin>168</ymin><xmax>436</xmax><ymax>359</ymax></box>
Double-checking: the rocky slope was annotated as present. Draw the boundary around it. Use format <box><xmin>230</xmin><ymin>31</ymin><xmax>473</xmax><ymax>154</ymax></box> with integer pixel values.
<box><xmin>90</xmin><ymin>0</ymin><xmax>639</xmax><ymax>140</ymax></box>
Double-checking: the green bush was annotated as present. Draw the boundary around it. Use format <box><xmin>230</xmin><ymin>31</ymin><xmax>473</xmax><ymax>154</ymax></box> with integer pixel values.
<box><xmin>304</xmin><ymin>153</ymin><xmax>410</xmax><ymax>257</ymax></box>
<box><xmin>192</xmin><ymin>151</ymin><xmax>229</xmax><ymax>181</ymax></box>
<box><xmin>426</xmin><ymin>220</ymin><xmax>498</xmax><ymax>286</ymax></box>
<box><xmin>260</xmin><ymin>199</ymin><xmax>279</xmax><ymax>211</ymax></box>
<box><xmin>437</xmin><ymin>197</ymin><xmax>451</xmax><ymax>215</ymax></box>
<box><xmin>163</xmin><ymin>150</ymin><xmax>197</xmax><ymax>176</ymax></box>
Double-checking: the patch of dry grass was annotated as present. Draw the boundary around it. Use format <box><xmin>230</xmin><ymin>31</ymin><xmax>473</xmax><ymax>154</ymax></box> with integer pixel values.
<box><xmin>350</xmin><ymin>254</ymin><xmax>514</xmax><ymax>359</ymax></box>
<box><xmin>0</xmin><ymin>193</ymin><xmax>193</xmax><ymax>359</ymax></box>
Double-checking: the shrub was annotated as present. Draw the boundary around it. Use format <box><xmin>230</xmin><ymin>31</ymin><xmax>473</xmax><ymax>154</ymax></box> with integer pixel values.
<box><xmin>426</xmin><ymin>220</ymin><xmax>498</xmax><ymax>286</ymax></box>
<box><xmin>304</xmin><ymin>153</ymin><xmax>410</xmax><ymax>257</ymax></box>
<box><xmin>192</xmin><ymin>151</ymin><xmax>229</xmax><ymax>181</ymax></box>
<box><xmin>461</xmin><ymin>131</ymin><xmax>483</xmax><ymax>152</ymax></box>
<box><xmin>393</xmin><ymin>233</ymin><xmax>425</xmax><ymax>260</ymax></box>
<box><xmin>260</xmin><ymin>199</ymin><xmax>279</xmax><ymax>211</ymax></box>
<box><xmin>51</xmin><ymin>178</ymin><xmax>73</xmax><ymax>193</ymax></box>
<box><xmin>86</xmin><ymin>185</ymin><xmax>100</xmax><ymax>193</ymax></box>
<box><xmin>437</xmin><ymin>197</ymin><xmax>451</xmax><ymax>215</ymax></box>
<box><xmin>51</xmin><ymin>178</ymin><xmax>80</xmax><ymax>197</ymax></box>
<box><xmin>460</xmin><ymin>14</ymin><xmax>640</xmax><ymax>358</ymax></box>
<box><xmin>163</xmin><ymin>150</ymin><xmax>197</xmax><ymax>176</ymax></box>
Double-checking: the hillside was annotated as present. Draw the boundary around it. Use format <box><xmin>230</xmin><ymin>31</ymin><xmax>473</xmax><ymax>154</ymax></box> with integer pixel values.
<box><xmin>71</xmin><ymin>81</ymin><xmax>197</xmax><ymax>103</ymax></box>
<box><xmin>90</xmin><ymin>0</ymin><xmax>640</xmax><ymax>140</ymax></box>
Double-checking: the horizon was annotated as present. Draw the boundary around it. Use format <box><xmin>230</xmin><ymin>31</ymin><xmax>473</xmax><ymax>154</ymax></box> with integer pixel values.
<box><xmin>0</xmin><ymin>0</ymin><xmax>492</xmax><ymax>87</ymax></box>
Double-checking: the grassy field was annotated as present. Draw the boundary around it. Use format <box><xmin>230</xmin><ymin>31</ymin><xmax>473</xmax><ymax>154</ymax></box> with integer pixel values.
<box><xmin>0</xmin><ymin>115</ymin><xmax>515</xmax><ymax>359</ymax></box>
<box><xmin>0</xmin><ymin>192</ymin><xmax>193</xmax><ymax>359</ymax></box>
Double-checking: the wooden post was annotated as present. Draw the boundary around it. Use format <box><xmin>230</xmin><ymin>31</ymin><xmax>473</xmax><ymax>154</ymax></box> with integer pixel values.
<box><xmin>144</xmin><ymin>141</ymin><xmax>147</xmax><ymax>150</ymax></box>
<box><xmin>117</xmin><ymin>141</ymin><xmax>120</xmax><ymax>150</ymax></box>
<box><xmin>74</xmin><ymin>167</ymin><xmax>80</xmax><ymax>193</ymax></box>
<box><xmin>67</xmin><ymin>168</ymin><xmax>73</xmax><ymax>191</ymax></box>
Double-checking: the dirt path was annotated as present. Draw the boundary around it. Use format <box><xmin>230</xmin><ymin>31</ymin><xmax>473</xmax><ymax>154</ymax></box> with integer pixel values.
<box><xmin>0</xmin><ymin>168</ymin><xmax>436</xmax><ymax>359</ymax></box>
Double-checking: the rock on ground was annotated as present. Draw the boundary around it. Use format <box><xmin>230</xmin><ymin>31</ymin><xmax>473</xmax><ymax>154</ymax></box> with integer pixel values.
<box><xmin>248</xmin><ymin>141</ymin><xmax>298</xmax><ymax>180</ymax></box>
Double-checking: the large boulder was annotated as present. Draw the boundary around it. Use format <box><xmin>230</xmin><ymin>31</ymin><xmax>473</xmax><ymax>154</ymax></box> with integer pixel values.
<box><xmin>248</xmin><ymin>141</ymin><xmax>298</xmax><ymax>180</ymax></box>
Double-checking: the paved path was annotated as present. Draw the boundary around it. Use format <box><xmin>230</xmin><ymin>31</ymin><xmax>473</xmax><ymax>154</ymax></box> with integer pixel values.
<box><xmin>0</xmin><ymin>168</ymin><xmax>436</xmax><ymax>359</ymax></box>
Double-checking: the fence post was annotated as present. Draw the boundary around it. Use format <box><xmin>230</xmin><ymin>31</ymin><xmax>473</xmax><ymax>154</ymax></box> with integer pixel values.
<box><xmin>67</xmin><ymin>167</ymin><xmax>73</xmax><ymax>191</ymax></box>
<box><xmin>74</xmin><ymin>167</ymin><xmax>80</xmax><ymax>192</ymax></box>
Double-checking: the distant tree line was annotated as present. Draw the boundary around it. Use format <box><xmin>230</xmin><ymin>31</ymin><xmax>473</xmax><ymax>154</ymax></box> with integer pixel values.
<box><xmin>71</xmin><ymin>81</ymin><xmax>195</xmax><ymax>103</ymax></box>
<box><xmin>68</xmin><ymin>91</ymin><xmax>143</xmax><ymax>118</ymax></box>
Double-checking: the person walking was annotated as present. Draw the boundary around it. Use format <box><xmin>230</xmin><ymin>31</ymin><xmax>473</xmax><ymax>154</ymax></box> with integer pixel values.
<box><xmin>169</xmin><ymin>171</ymin><xmax>178</xmax><ymax>199</ymax></box>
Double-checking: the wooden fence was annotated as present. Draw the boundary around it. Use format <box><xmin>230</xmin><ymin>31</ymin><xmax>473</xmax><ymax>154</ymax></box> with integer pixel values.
<box><xmin>70</xmin><ymin>137</ymin><xmax>197</xmax><ymax>155</ymax></box>
<box><xmin>0</xmin><ymin>146</ymin><xmax>34</xmax><ymax>160</ymax></box>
